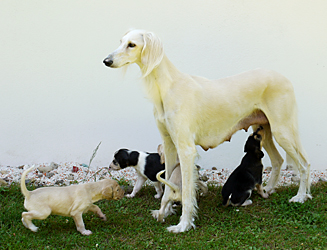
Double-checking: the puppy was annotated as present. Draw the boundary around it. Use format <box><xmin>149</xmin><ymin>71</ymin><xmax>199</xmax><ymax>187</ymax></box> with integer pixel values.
<box><xmin>222</xmin><ymin>126</ymin><xmax>268</xmax><ymax>206</ymax></box>
<box><xmin>152</xmin><ymin>145</ymin><xmax>208</xmax><ymax>222</ymax></box>
<box><xmin>109</xmin><ymin>148</ymin><xmax>165</xmax><ymax>198</ymax></box>
<box><xmin>21</xmin><ymin>165</ymin><xmax>124</xmax><ymax>235</ymax></box>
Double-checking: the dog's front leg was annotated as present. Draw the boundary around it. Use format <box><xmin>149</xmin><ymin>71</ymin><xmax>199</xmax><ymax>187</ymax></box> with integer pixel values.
<box><xmin>72</xmin><ymin>213</ymin><xmax>92</xmax><ymax>235</ymax></box>
<box><xmin>167</xmin><ymin>144</ymin><xmax>197</xmax><ymax>233</ymax></box>
<box><xmin>87</xmin><ymin>204</ymin><xmax>106</xmax><ymax>221</ymax></box>
<box><xmin>126</xmin><ymin>174</ymin><xmax>146</xmax><ymax>198</ymax></box>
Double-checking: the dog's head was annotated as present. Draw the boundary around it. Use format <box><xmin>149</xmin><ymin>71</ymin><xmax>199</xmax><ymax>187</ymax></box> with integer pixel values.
<box><xmin>244</xmin><ymin>126</ymin><xmax>264</xmax><ymax>159</ymax></box>
<box><xmin>102</xmin><ymin>179</ymin><xmax>125</xmax><ymax>200</ymax></box>
<box><xmin>109</xmin><ymin>148</ymin><xmax>139</xmax><ymax>170</ymax></box>
<box><xmin>103</xmin><ymin>29</ymin><xmax>164</xmax><ymax>77</ymax></box>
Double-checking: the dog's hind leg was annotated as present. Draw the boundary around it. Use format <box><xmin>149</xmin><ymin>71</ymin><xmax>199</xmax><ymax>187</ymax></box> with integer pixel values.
<box><xmin>153</xmin><ymin>181</ymin><xmax>163</xmax><ymax>199</ymax></box>
<box><xmin>22</xmin><ymin>208</ymin><xmax>51</xmax><ymax>232</ymax></box>
<box><xmin>167</xmin><ymin>142</ymin><xmax>198</xmax><ymax>233</ymax></box>
<box><xmin>256</xmin><ymin>124</ymin><xmax>284</xmax><ymax>194</ymax></box>
<box><xmin>271</xmin><ymin>125</ymin><xmax>311</xmax><ymax>203</ymax></box>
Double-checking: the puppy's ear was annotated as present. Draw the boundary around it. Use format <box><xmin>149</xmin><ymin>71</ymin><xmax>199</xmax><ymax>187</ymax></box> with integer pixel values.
<box><xmin>128</xmin><ymin>151</ymin><xmax>139</xmax><ymax>166</ymax></box>
<box><xmin>141</xmin><ymin>32</ymin><xmax>164</xmax><ymax>77</ymax></box>
<box><xmin>255</xmin><ymin>149</ymin><xmax>264</xmax><ymax>159</ymax></box>
<box><xmin>244</xmin><ymin>139</ymin><xmax>255</xmax><ymax>153</ymax></box>
<box><xmin>102</xmin><ymin>186</ymin><xmax>113</xmax><ymax>200</ymax></box>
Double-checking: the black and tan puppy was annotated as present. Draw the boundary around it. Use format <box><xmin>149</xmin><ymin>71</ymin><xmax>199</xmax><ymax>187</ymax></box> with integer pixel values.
<box><xmin>222</xmin><ymin>126</ymin><xmax>268</xmax><ymax>206</ymax></box>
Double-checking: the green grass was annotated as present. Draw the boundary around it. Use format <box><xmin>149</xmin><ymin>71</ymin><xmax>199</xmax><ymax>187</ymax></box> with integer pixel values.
<box><xmin>1</xmin><ymin>181</ymin><xmax>327</xmax><ymax>249</ymax></box>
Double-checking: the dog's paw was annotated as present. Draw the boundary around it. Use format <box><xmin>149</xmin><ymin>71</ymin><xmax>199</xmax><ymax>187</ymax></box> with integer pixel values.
<box><xmin>289</xmin><ymin>194</ymin><xmax>312</xmax><ymax>203</ymax></box>
<box><xmin>81</xmin><ymin>230</ymin><xmax>92</xmax><ymax>236</ymax></box>
<box><xmin>125</xmin><ymin>194</ymin><xmax>135</xmax><ymax>198</ymax></box>
<box><xmin>100</xmin><ymin>214</ymin><xmax>107</xmax><ymax>221</ymax></box>
<box><xmin>167</xmin><ymin>221</ymin><xmax>195</xmax><ymax>233</ymax></box>
<box><xmin>241</xmin><ymin>199</ymin><xmax>253</xmax><ymax>206</ymax></box>
<box><xmin>264</xmin><ymin>187</ymin><xmax>276</xmax><ymax>195</ymax></box>
<box><xmin>261</xmin><ymin>193</ymin><xmax>269</xmax><ymax>199</ymax></box>
<box><xmin>154</xmin><ymin>193</ymin><xmax>162</xmax><ymax>199</ymax></box>
<box><xmin>151</xmin><ymin>210</ymin><xmax>159</xmax><ymax>219</ymax></box>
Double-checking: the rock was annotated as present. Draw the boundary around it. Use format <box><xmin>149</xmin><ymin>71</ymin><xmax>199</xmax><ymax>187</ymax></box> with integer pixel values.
<box><xmin>55</xmin><ymin>180</ymin><xmax>64</xmax><ymax>185</ymax></box>
<box><xmin>47</xmin><ymin>173</ymin><xmax>55</xmax><ymax>178</ymax></box>
<box><xmin>67</xmin><ymin>174</ymin><xmax>74</xmax><ymax>180</ymax></box>
<box><xmin>121</xmin><ymin>185</ymin><xmax>133</xmax><ymax>193</ymax></box>
<box><xmin>319</xmin><ymin>177</ymin><xmax>327</xmax><ymax>182</ymax></box>
<box><xmin>199</xmin><ymin>174</ymin><xmax>209</xmax><ymax>182</ymax></box>
<box><xmin>0</xmin><ymin>179</ymin><xmax>8</xmax><ymax>187</ymax></box>
<box><xmin>37</xmin><ymin>162</ymin><xmax>59</xmax><ymax>173</ymax></box>
<box><xmin>212</xmin><ymin>167</ymin><xmax>217</xmax><ymax>170</ymax></box>
<box><xmin>18</xmin><ymin>165</ymin><xmax>25</xmax><ymax>169</ymax></box>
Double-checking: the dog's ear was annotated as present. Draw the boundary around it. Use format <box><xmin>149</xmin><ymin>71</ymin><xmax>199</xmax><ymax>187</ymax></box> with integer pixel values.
<box><xmin>141</xmin><ymin>32</ymin><xmax>164</xmax><ymax>77</ymax></box>
<box><xmin>244</xmin><ymin>139</ymin><xmax>255</xmax><ymax>153</ymax></box>
<box><xmin>102</xmin><ymin>186</ymin><xmax>113</xmax><ymax>200</ymax></box>
<box><xmin>255</xmin><ymin>149</ymin><xmax>264</xmax><ymax>159</ymax></box>
<box><xmin>128</xmin><ymin>151</ymin><xmax>139</xmax><ymax>166</ymax></box>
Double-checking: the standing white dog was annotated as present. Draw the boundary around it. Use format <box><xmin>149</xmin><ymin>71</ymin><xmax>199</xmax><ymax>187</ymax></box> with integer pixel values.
<box><xmin>103</xmin><ymin>29</ymin><xmax>311</xmax><ymax>233</ymax></box>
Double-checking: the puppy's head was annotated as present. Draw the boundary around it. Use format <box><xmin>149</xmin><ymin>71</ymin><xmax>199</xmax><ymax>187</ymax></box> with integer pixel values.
<box><xmin>109</xmin><ymin>148</ymin><xmax>139</xmax><ymax>170</ymax></box>
<box><xmin>102</xmin><ymin>179</ymin><xmax>124</xmax><ymax>200</ymax></box>
<box><xmin>244</xmin><ymin>126</ymin><xmax>264</xmax><ymax>159</ymax></box>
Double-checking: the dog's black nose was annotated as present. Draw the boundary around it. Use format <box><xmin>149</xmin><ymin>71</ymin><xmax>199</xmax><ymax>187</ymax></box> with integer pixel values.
<box><xmin>103</xmin><ymin>58</ymin><xmax>113</xmax><ymax>67</ymax></box>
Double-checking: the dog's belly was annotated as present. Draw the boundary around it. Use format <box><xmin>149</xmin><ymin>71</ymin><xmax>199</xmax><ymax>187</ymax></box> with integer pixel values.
<box><xmin>197</xmin><ymin>110</ymin><xmax>268</xmax><ymax>151</ymax></box>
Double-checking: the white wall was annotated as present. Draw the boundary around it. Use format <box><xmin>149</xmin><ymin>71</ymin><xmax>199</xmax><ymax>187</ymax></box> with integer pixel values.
<box><xmin>0</xmin><ymin>1</ymin><xmax>326</xmax><ymax>170</ymax></box>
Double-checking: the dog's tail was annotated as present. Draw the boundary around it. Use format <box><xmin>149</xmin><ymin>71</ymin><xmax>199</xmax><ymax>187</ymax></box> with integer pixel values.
<box><xmin>21</xmin><ymin>165</ymin><xmax>37</xmax><ymax>198</ymax></box>
<box><xmin>156</xmin><ymin>170</ymin><xmax>181</xmax><ymax>194</ymax></box>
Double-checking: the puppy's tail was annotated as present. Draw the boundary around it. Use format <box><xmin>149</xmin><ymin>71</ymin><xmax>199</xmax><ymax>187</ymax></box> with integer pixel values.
<box><xmin>156</xmin><ymin>170</ymin><xmax>180</xmax><ymax>194</ymax></box>
<box><xmin>21</xmin><ymin>165</ymin><xmax>37</xmax><ymax>198</ymax></box>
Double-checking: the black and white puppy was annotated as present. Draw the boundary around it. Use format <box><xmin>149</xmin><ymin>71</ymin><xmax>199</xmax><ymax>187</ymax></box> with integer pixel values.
<box><xmin>109</xmin><ymin>148</ymin><xmax>165</xmax><ymax>198</ymax></box>
<box><xmin>222</xmin><ymin>126</ymin><xmax>269</xmax><ymax>206</ymax></box>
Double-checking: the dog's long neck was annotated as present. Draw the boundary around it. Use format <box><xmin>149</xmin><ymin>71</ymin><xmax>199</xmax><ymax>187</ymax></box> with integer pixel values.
<box><xmin>140</xmin><ymin>54</ymin><xmax>182</xmax><ymax>121</ymax></box>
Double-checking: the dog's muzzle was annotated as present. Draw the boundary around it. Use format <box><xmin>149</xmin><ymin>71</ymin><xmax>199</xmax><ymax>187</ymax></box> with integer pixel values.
<box><xmin>103</xmin><ymin>57</ymin><xmax>113</xmax><ymax>67</ymax></box>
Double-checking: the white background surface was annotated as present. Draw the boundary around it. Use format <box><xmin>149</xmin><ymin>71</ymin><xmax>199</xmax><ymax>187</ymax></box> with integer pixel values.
<box><xmin>1</xmin><ymin>1</ymin><xmax>326</xmax><ymax>170</ymax></box>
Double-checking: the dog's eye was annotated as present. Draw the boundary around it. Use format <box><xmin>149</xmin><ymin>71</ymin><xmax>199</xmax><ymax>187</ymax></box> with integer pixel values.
<box><xmin>128</xmin><ymin>43</ymin><xmax>136</xmax><ymax>48</ymax></box>
<box><xmin>113</xmin><ymin>160</ymin><xmax>118</xmax><ymax>165</ymax></box>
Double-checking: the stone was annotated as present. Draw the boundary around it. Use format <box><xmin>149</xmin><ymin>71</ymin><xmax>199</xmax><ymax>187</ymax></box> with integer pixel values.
<box><xmin>0</xmin><ymin>179</ymin><xmax>8</xmax><ymax>187</ymax></box>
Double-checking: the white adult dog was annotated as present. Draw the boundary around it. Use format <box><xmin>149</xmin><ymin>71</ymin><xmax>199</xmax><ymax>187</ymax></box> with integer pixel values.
<box><xmin>103</xmin><ymin>29</ymin><xmax>311</xmax><ymax>233</ymax></box>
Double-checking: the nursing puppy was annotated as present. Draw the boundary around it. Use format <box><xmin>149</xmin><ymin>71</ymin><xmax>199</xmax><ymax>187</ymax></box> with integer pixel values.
<box><xmin>222</xmin><ymin>127</ymin><xmax>268</xmax><ymax>206</ymax></box>
<box><xmin>152</xmin><ymin>145</ymin><xmax>208</xmax><ymax>222</ymax></box>
<box><xmin>21</xmin><ymin>165</ymin><xmax>124</xmax><ymax>235</ymax></box>
<box><xmin>109</xmin><ymin>148</ymin><xmax>165</xmax><ymax>198</ymax></box>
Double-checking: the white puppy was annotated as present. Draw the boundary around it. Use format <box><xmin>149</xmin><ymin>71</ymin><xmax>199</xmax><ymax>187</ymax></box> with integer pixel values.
<box><xmin>21</xmin><ymin>165</ymin><xmax>124</xmax><ymax>235</ymax></box>
<box><xmin>152</xmin><ymin>145</ymin><xmax>208</xmax><ymax>222</ymax></box>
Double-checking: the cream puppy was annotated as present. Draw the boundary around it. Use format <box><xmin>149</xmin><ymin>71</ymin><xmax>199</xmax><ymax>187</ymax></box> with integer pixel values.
<box><xmin>21</xmin><ymin>165</ymin><xmax>124</xmax><ymax>235</ymax></box>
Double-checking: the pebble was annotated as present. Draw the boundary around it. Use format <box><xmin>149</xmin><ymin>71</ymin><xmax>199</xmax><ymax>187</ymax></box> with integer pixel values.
<box><xmin>0</xmin><ymin>162</ymin><xmax>326</xmax><ymax>189</ymax></box>
<box><xmin>0</xmin><ymin>179</ymin><xmax>8</xmax><ymax>187</ymax></box>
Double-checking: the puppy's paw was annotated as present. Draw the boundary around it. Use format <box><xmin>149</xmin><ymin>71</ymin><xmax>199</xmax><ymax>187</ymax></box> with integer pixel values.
<box><xmin>151</xmin><ymin>210</ymin><xmax>159</xmax><ymax>219</ymax></box>
<box><xmin>241</xmin><ymin>199</ymin><xmax>253</xmax><ymax>206</ymax></box>
<box><xmin>125</xmin><ymin>193</ymin><xmax>135</xmax><ymax>198</ymax></box>
<box><xmin>100</xmin><ymin>214</ymin><xmax>107</xmax><ymax>221</ymax></box>
<box><xmin>81</xmin><ymin>230</ymin><xmax>92</xmax><ymax>236</ymax></box>
<box><xmin>30</xmin><ymin>225</ymin><xmax>39</xmax><ymax>232</ymax></box>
